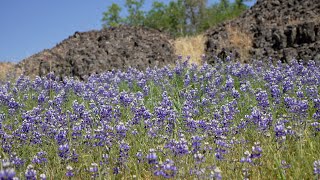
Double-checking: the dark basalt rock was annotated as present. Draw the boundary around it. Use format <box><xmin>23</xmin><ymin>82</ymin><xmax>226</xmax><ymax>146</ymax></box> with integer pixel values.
<box><xmin>205</xmin><ymin>0</ymin><xmax>320</xmax><ymax>64</ymax></box>
<box><xmin>16</xmin><ymin>26</ymin><xmax>175</xmax><ymax>79</ymax></box>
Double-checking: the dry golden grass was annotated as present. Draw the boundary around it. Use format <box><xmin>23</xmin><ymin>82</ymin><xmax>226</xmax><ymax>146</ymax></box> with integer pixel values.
<box><xmin>0</xmin><ymin>62</ymin><xmax>17</xmax><ymax>80</ymax></box>
<box><xmin>173</xmin><ymin>25</ymin><xmax>254</xmax><ymax>65</ymax></box>
<box><xmin>173</xmin><ymin>34</ymin><xmax>205</xmax><ymax>65</ymax></box>
<box><xmin>225</xmin><ymin>24</ymin><xmax>253</xmax><ymax>62</ymax></box>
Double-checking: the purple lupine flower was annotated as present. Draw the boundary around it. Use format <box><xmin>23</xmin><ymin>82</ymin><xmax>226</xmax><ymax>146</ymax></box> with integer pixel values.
<box><xmin>119</xmin><ymin>142</ymin><xmax>130</xmax><ymax>165</ymax></box>
<box><xmin>191</xmin><ymin>136</ymin><xmax>202</xmax><ymax>153</ymax></box>
<box><xmin>296</xmin><ymin>90</ymin><xmax>304</xmax><ymax>98</ymax></box>
<box><xmin>66</xmin><ymin>165</ymin><xmax>74</xmax><ymax>177</ymax></box>
<box><xmin>25</xmin><ymin>165</ymin><xmax>37</xmax><ymax>180</ymax></box>
<box><xmin>0</xmin><ymin>168</ymin><xmax>16</xmax><ymax>180</ymax></box>
<box><xmin>40</xmin><ymin>173</ymin><xmax>47</xmax><ymax>180</ymax></box>
<box><xmin>100</xmin><ymin>154</ymin><xmax>109</xmax><ymax>165</ymax></box>
<box><xmin>9</xmin><ymin>153</ymin><xmax>25</xmax><ymax>168</ymax></box>
<box><xmin>71</xmin><ymin>149</ymin><xmax>79</xmax><ymax>162</ymax></box>
<box><xmin>274</xmin><ymin>122</ymin><xmax>287</xmax><ymax>141</ymax></box>
<box><xmin>313</xmin><ymin>99</ymin><xmax>320</xmax><ymax>110</ymax></box>
<box><xmin>255</xmin><ymin>89</ymin><xmax>269</xmax><ymax>109</ymax></box>
<box><xmin>136</xmin><ymin>150</ymin><xmax>143</xmax><ymax>163</ymax></box>
<box><xmin>314</xmin><ymin>160</ymin><xmax>320</xmax><ymax>175</ymax></box>
<box><xmin>8</xmin><ymin>98</ymin><xmax>19</xmax><ymax>109</ymax></box>
<box><xmin>89</xmin><ymin>163</ymin><xmax>99</xmax><ymax>178</ymax></box>
<box><xmin>210</xmin><ymin>167</ymin><xmax>222</xmax><ymax>180</ymax></box>
<box><xmin>250</xmin><ymin>142</ymin><xmax>262</xmax><ymax>159</ymax></box>
<box><xmin>37</xmin><ymin>91</ymin><xmax>47</xmax><ymax>104</ymax></box>
<box><xmin>306</xmin><ymin>86</ymin><xmax>319</xmax><ymax>99</ymax></box>
<box><xmin>154</xmin><ymin>159</ymin><xmax>177</xmax><ymax>178</ymax></box>
<box><xmin>283</xmin><ymin>79</ymin><xmax>294</xmax><ymax>93</ymax></box>
<box><xmin>143</xmin><ymin>85</ymin><xmax>149</xmax><ymax>96</ymax></box>
<box><xmin>55</xmin><ymin>130</ymin><xmax>67</xmax><ymax>145</ymax></box>
<box><xmin>270</xmin><ymin>84</ymin><xmax>281</xmax><ymax>99</ymax></box>
<box><xmin>113</xmin><ymin>167</ymin><xmax>119</xmax><ymax>175</ymax></box>
<box><xmin>311</xmin><ymin>122</ymin><xmax>320</xmax><ymax>133</ymax></box>
<box><xmin>116</xmin><ymin>122</ymin><xmax>127</xmax><ymax>138</ymax></box>
<box><xmin>232</xmin><ymin>88</ymin><xmax>240</xmax><ymax>99</ymax></box>
<box><xmin>194</xmin><ymin>152</ymin><xmax>205</xmax><ymax>163</ymax></box>
<box><xmin>225</xmin><ymin>75</ymin><xmax>234</xmax><ymax>91</ymax></box>
<box><xmin>58</xmin><ymin>143</ymin><xmax>70</xmax><ymax>160</ymax></box>
<box><xmin>175</xmin><ymin>137</ymin><xmax>189</xmax><ymax>156</ymax></box>
<box><xmin>0</xmin><ymin>162</ymin><xmax>16</xmax><ymax>180</ymax></box>
<box><xmin>147</xmin><ymin>149</ymin><xmax>158</xmax><ymax>165</ymax></box>
<box><xmin>184</xmin><ymin>73</ymin><xmax>191</xmax><ymax>87</ymax></box>
<box><xmin>215</xmin><ymin>152</ymin><xmax>224</xmax><ymax>160</ymax></box>
<box><xmin>240</xmin><ymin>151</ymin><xmax>252</xmax><ymax>163</ymax></box>
<box><xmin>162</xmin><ymin>159</ymin><xmax>178</xmax><ymax>178</ymax></box>
<box><xmin>32</xmin><ymin>151</ymin><xmax>47</xmax><ymax>165</ymax></box>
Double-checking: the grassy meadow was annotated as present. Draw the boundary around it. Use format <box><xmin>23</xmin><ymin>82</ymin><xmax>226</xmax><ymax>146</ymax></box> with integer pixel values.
<box><xmin>0</xmin><ymin>55</ymin><xmax>319</xmax><ymax>179</ymax></box>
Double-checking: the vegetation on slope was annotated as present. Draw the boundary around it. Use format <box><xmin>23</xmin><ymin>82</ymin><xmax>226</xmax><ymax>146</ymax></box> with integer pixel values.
<box><xmin>0</xmin><ymin>57</ymin><xmax>319</xmax><ymax>179</ymax></box>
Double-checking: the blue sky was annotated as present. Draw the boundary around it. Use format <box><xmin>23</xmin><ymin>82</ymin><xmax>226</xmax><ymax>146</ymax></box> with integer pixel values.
<box><xmin>0</xmin><ymin>0</ymin><xmax>255</xmax><ymax>63</ymax></box>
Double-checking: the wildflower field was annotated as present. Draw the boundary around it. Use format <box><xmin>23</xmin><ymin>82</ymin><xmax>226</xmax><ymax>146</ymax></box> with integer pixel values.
<box><xmin>0</xmin><ymin>57</ymin><xmax>319</xmax><ymax>179</ymax></box>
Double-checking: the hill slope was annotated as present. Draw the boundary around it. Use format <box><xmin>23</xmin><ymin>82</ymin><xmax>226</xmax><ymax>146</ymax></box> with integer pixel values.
<box><xmin>205</xmin><ymin>0</ymin><xmax>320</xmax><ymax>63</ymax></box>
<box><xmin>16</xmin><ymin>26</ymin><xmax>175</xmax><ymax>79</ymax></box>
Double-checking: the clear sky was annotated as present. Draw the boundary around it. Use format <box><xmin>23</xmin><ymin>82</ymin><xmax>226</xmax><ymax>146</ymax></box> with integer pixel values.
<box><xmin>0</xmin><ymin>0</ymin><xmax>255</xmax><ymax>63</ymax></box>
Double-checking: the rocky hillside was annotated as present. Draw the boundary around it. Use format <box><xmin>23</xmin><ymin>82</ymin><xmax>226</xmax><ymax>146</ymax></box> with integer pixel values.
<box><xmin>205</xmin><ymin>0</ymin><xmax>320</xmax><ymax>64</ymax></box>
<box><xmin>16</xmin><ymin>26</ymin><xmax>175</xmax><ymax>79</ymax></box>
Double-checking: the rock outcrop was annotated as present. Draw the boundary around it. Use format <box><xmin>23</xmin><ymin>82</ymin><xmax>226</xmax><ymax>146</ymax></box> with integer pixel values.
<box><xmin>205</xmin><ymin>0</ymin><xmax>320</xmax><ymax>64</ymax></box>
<box><xmin>17</xmin><ymin>26</ymin><xmax>175</xmax><ymax>79</ymax></box>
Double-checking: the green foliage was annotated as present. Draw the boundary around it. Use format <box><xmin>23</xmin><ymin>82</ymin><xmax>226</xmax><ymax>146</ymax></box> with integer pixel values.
<box><xmin>144</xmin><ymin>0</ymin><xmax>187</xmax><ymax>36</ymax></box>
<box><xmin>102</xmin><ymin>3</ymin><xmax>123</xmax><ymax>28</ymax></box>
<box><xmin>125</xmin><ymin>0</ymin><xmax>145</xmax><ymax>26</ymax></box>
<box><xmin>102</xmin><ymin>0</ymin><xmax>252</xmax><ymax>37</ymax></box>
<box><xmin>199</xmin><ymin>0</ymin><xmax>248</xmax><ymax>31</ymax></box>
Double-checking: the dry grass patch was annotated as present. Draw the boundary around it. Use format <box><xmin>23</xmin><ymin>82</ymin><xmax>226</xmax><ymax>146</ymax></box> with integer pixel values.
<box><xmin>174</xmin><ymin>34</ymin><xmax>205</xmax><ymax>65</ymax></box>
<box><xmin>0</xmin><ymin>62</ymin><xmax>16</xmax><ymax>80</ymax></box>
<box><xmin>225</xmin><ymin>24</ymin><xmax>253</xmax><ymax>62</ymax></box>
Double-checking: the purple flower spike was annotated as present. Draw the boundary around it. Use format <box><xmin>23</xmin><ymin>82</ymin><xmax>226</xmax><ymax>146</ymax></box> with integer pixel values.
<box><xmin>250</xmin><ymin>142</ymin><xmax>262</xmax><ymax>159</ymax></box>
<box><xmin>0</xmin><ymin>168</ymin><xmax>16</xmax><ymax>180</ymax></box>
<box><xmin>314</xmin><ymin>160</ymin><xmax>320</xmax><ymax>175</ymax></box>
<box><xmin>89</xmin><ymin>163</ymin><xmax>99</xmax><ymax>178</ymax></box>
<box><xmin>58</xmin><ymin>144</ymin><xmax>70</xmax><ymax>160</ymax></box>
<box><xmin>25</xmin><ymin>165</ymin><xmax>37</xmax><ymax>180</ymax></box>
<box><xmin>66</xmin><ymin>165</ymin><xmax>74</xmax><ymax>177</ymax></box>
<box><xmin>147</xmin><ymin>149</ymin><xmax>158</xmax><ymax>165</ymax></box>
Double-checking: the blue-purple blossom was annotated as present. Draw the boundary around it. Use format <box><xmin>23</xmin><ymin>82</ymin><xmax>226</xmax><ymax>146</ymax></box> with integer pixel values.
<box><xmin>66</xmin><ymin>165</ymin><xmax>74</xmax><ymax>177</ymax></box>
<box><xmin>147</xmin><ymin>149</ymin><xmax>158</xmax><ymax>165</ymax></box>
<box><xmin>89</xmin><ymin>163</ymin><xmax>99</xmax><ymax>178</ymax></box>
<box><xmin>154</xmin><ymin>159</ymin><xmax>177</xmax><ymax>178</ymax></box>
<box><xmin>25</xmin><ymin>165</ymin><xmax>37</xmax><ymax>180</ymax></box>
<box><xmin>250</xmin><ymin>142</ymin><xmax>262</xmax><ymax>159</ymax></box>
<box><xmin>0</xmin><ymin>167</ymin><xmax>16</xmax><ymax>180</ymax></box>
<box><xmin>314</xmin><ymin>160</ymin><xmax>320</xmax><ymax>175</ymax></box>
<box><xmin>58</xmin><ymin>144</ymin><xmax>70</xmax><ymax>160</ymax></box>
